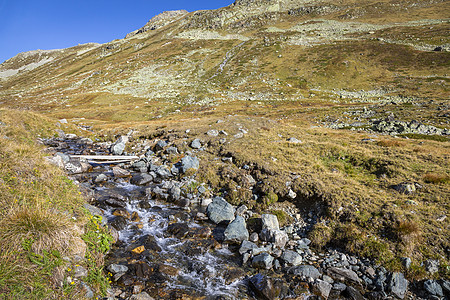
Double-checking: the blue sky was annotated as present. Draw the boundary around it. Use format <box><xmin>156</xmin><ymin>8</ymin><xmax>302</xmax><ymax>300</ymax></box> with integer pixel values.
<box><xmin>0</xmin><ymin>0</ymin><xmax>233</xmax><ymax>63</ymax></box>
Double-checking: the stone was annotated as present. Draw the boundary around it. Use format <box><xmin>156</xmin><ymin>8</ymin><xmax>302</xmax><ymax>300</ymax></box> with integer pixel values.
<box><xmin>224</xmin><ymin>216</ymin><xmax>249</xmax><ymax>243</ymax></box>
<box><xmin>260</xmin><ymin>229</ymin><xmax>288</xmax><ymax>248</ymax></box>
<box><xmin>235</xmin><ymin>205</ymin><xmax>248</xmax><ymax>216</ymax></box>
<box><xmin>392</xmin><ymin>183</ymin><xmax>416</xmax><ymax>195</ymax></box>
<box><xmin>249</xmin><ymin>274</ymin><xmax>284</xmax><ymax>300</ymax></box>
<box><xmin>180</xmin><ymin>155</ymin><xmax>200</xmax><ymax>173</ymax></box>
<box><xmin>207</xmin><ymin>129</ymin><xmax>219</xmax><ymax>137</ymax></box>
<box><xmin>74</xmin><ymin>265</ymin><xmax>88</xmax><ymax>278</ymax></box>
<box><xmin>65</xmin><ymin>159</ymin><xmax>91</xmax><ymax>174</ymax></box>
<box><xmin>333</xmin><ymin>282</ymin><xmax>347</xmax><ymax>292</ymax></box>
<box><xmin>387</xmin><ymin>272</ymin><xmax>408</xmax><ymax>299</ymax></box>
<box><xmin>206</xmin><ymin>197</ymin><xmax>235</xmax><ymax>224</ymax></box>
<box><xmin>190</xmin><ymin>139</ymin><xmax>202</xmax><ymax>149</ymax></box>
<box><xmin>94</xmin><ymin>173</ymin><xmax>107</xmax><ymax>183</ymax></box>
<box><xmin>165</xmin><ymin>146</ymin><xmax>178</xmax><ymax>154</ymax></box>
<box><xmin>111</xmin><ymin>137</ymin><xmax>127</xmax><ymax>155</ymax></box>
<box><xmin>105</xmin><ymin>198</ymin><xmax>126</xmax><ymax>208</ymax></box>
<box><xmin>154</xmin><ymin>140</ymin><xmax>168</xmax><ymax>151</ymax></box>
<box><xmin>130</xmin><ymin>173</ymin><xmax>153</xmax><ymax>185</ymax></box>
<box><xmin>252</xmin><ymin>253</ymin><xmax>274</xmax><ymax>270</ymax></box>
<box><xmin>287</xmin><ymin>137</ymin><xmax>302</xmax><ymax>144</ymax></box>
<box><xmin>313</xmin><ymin>279</ymin><xmax>332</xmax><ymax>299</ymax></box>
<box><xmin>441</xmin><ymin>280</ymin><xmax>450</xmax><ymax>294</ymax></box>
<box><xmin>110</xmin><ymin>216</ymin><xmax>127</xmax><ymax>231</ymax></box>
<box><xmin>131</xmin><ymin>246</ymin><xmax>145</xmax><ymax>254</ymax></box>
<box><xmin>168</xmin><ymin>186</ymin><xmax>181</xmax><ymax>202</ymax></box>
<box><xmin>287</xmin><ymin>189</ymin><xmax>297</xmax><ymax>199</ymax></box>
<box><xmin>344</xmin><ymin>286</ymin><xmax>364</xmax><ymax>300</ymax></box>
<box><xmin>281</xmin><ymin>250</ymin><xmax>302</xmax><ymax>266</ymax></box>
<box><xmin>328</xmin><ymin>267</ymin><xmax>361</xmax><ymax>284</ymax></box>
<box><xmin>239</xmin><ymin>240</ymin><xmax>258</xmax><ymax>255</ymax></box>
<box><xmin>112</xmin><ymin>167</ymin><xmax>130</xmax><ymax>178</ymax></box>
<box><xmin>83</xmin><ymin>204</ymin><xmax>106</xmax><ymax>225</ymax></box>
<box><xmin>424</xmin><ymin>259</ymin><xmax>439</xmax><ymax>274</ymax></box>
<box><xmin>249</xmin><ymin>232</ymin><xmax>259</xmax><ymax>242</ymax></box>
<box><xmin>423</xmin><ymin>280</ymin><xmax>443</xmax><ymax>297</ymax></box>
<box><xmin>107</xmin><ymin>264</ymin><xmax>129</xmax><ymax>274</ymax></box>
<box><xmin>288</xmin><ymin>265</ymin><xmax>321</xmax><ymax>280</ymax></box>
<box><xmin>261</xmin><ymin>214</ymin><xmax>279</xmax><ymax>230</ymax></box>
<box><xmin>129</xmin><ymin>292</ymin><xmax>155</xmax><ymax>300</ymax></box>
<box><xmin>80</xmin><ymin>281</ymin><xmax>94</xmax><ymax>299</ymax></box>
<box><xmin>401</xmin><ymin>257</ymin><xmax>411</xmax><ymax>269</ymax></box>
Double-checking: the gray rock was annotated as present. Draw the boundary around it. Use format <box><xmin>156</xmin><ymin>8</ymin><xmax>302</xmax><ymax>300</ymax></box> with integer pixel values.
<box><xmin>206</xmin><ymin>197</ymin><xmax>235</xmax><ymax>224</ymax></box>
<box><xmin>424</xmin><ymin>259</ymin><xmax>440</xmax><ymax>274</ymax></box>
<box><xmin>224</xmin><ymin>216</ymin><xmax>249</xmax><ymax>243</ymax></box>
<box><xmin>239</xmin><ymin>240</ymin><xmax>258</xmax><ymax>255</ymax></box>
<box><xmin>94</xmin><ymin>174</ymin><xmax>108</xmax><ymax>183</ymax></box>
<box><xmin>165</xmin><ymin>146</ymin><xmax>178</xmax><ymax>154</ymax></box>
<box><xmin>424</xmin><ymin>280</ymin><xmax>443</xmax><ymax>297</ymax></box>
<box><xmin>252</xmin><ymin>253</ymin><xmax>274</xmax><ymax>269</ymax></box>
<box><xmin>388</xmin><ymin>272</ymin><xmax>408</xmax><ymax>299</ymax></box>
<box><xmin>154</xmin><ymin>140</ymin><xmax>168</xmax><ymax>151</ymax></box>
<box><xmin>249</xmin><ymin>273</ymin><xmax>284</xmax><ymax>300</ymax></box>
<box><xmin>261</xmin><ymin>214</ymin><xmax>280</xmax><ymax>230</ymax></box>
<box><xmin>129</xmin><ymin>292</ymin><xmax>155</xmax><ymax>300</ymax></box>
<box><xmin>287</xmin><ymin>189</ymin><xmax>297</xmax><ymax>199</ymax></box>
<box><xmin>345</xmin><ymin>286</ymin><xmax>364</xmax><ymax>300</ymax></box>
<box><xmin>110</xmin><ymin>135</ymin><xmax>129</xmax><ymax>155</ymax></box>
<box><xmin>80</xmin><ymin>281</ymin><xmax>94</xmax><ymax>298</ymax></box>
<box><xmin>288</xmin><ymin>265</ymin><xmax>321</xmax><ymax>279</ymax></box>
<box><xmin>168</xmin><ymin>186</ymin><xmax>181</xmax><ymax>202</ymax></box>
<box><xmin>313</xmin><ymin>279</ymin><xmax>332</xmax><ymax>299</ymax></box>
<box><xmin>131</xmin><ymin>160</ymin><xmax>147</xmax><ymax>171</ymax></box>
<box><xmin>441</xmin><ymin>280</ymin><xmax>450</xmax><ymax>294</ymax></box>
<box><xmin>287</xmin><ymin>137</ymin><xmax>302</xmax><ymax>144</ymax></box>
<box><xmin>207</xmin><ymin>129</ymin><xmax>219</xmax><ymax>137</ymax></box>
<box><xmin>107</xmin><ymin>264</ymin><xmax>129</xmax><ymax>274</ymax></box>
<box><xmin>333</xmin><ymin>282</ymin><xmax>347</xmax><ymax>292</ymax></box>
<box><xmin>328</xmin><ymin>267</ymin><xmax>361</xmax><ymax>284</ymax></box>
<box><xmin>83</xmin><ymin>204</ymin><xmax>106</xmax><ymax>225</ymax></box>
<box><xmin>401</xmin><ymin>257</ymin><xmax>411</xmax><ymax>269</ymax></box>
<box><xmin>392</xmin><ymin>182</ymin><xmax>416</xmax><ymax>195</ymax></box>
<box><xmin>252</xmin><ymin>245</ymin><xmax>272</xmax><ymax>256</ymax></box>
<box><xmin>156</xmin><ymin>166</ymin><xmax>171</xmax><ymax>178</ymax></box>
<box><xmin>297</xmin><ymin>238</ymin><xmax>311</xmax><ymax>249</ymax></box>
<box><xmin>130</xmin><ymin>173</ymin><xmax>153</xmax><ymax>185</ymax></box>
<box><xmin>180</xmin><ymin>155</ymin><xmax>200</xmax><ymax>173</ymax></box>
<box><xmin>190</xmin><ymin>139</ymin><xmax>202</xmax><ymax>149</ymax></box>
<box><xmin>281</xmin><ymin>250</ymin><xmax>302</xmax><ymax>266</ymax></box>
<box><xmin>74</xmin><ymin>265</ymin><xmax>88</xmax><ymax>278</ymax></box>
<box><xmin>235</xmin><ymin>205</ymin><xmax>248</xmax><ymax>216</ymax></box>
<box><xmin>249</xmin><ymin>232</ymin><xmax>259</xmax><ymax>242</ymax></box>
<box><xmin>259</xmin><ymin>229</ymin><xmax>288</xmax><ymax>248</ymax></box>
<box><xmin>65</xmin><ymin>159</ymin><xmax>91</xmax><ymax>174</ymax></box>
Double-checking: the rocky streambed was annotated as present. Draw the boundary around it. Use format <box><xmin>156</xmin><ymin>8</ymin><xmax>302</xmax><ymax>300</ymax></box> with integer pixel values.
<box><xmin>44</xmin><ymin>134</ymin><xmax>449</xmax><ymax>300</ymax></box>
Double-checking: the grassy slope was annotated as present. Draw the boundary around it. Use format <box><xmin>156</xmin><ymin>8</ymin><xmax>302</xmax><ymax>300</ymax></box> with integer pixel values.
<box><xmin>0</xmin><ymin>109</ymin><xmax>111</xmax><ymax>299</ymax></box>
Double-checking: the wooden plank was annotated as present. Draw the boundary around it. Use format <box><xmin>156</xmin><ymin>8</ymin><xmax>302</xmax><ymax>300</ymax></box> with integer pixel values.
<box><xmin>87</xmin><ymin>160</ymin><xmax>133</xmax><ymax>164</ymax></box>
<box><xmin>69</xmin><ymin>155</ymin><xmax>139</xmax><ymax>160</ymax></box>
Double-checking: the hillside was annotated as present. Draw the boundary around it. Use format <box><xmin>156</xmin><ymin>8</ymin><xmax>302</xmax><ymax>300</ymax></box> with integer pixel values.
<box><xmin>0</xmin><ymin>0</ymin><xmax>449</xmax><ymax>299</ymax></box>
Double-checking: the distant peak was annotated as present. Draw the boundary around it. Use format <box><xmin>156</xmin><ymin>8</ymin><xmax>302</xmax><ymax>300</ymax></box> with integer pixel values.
<box><xmin>126</xmin><ymin>10</ymin><xmax>189</xmax><ymax>38</ymax></box>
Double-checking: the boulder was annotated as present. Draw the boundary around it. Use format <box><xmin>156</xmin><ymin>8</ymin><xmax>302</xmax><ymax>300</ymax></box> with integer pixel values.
<box><xmin>206</xmin><ymin>197</ymin><xmax>235</xmax><ymax>224</ymax></box>
<box><xmin>424</xmin><ymin>280</ymin><xmax>443</xmax><ymax>297</ymax></box>
<box><xmin>107</xmin><ymin>264</ymin><xmax>129</xmax><ymax>274</ymax></box>
<box><xmin>288</xmin><ymin>265</ymin><xmax>321</xmax><ymax>280</ymax></box>
<box><xmin>180</xmin><ymin>155</ymin><xmax>200</xmax><ymax>173</ymax></box>
<box><xmin>111</xmin><ymin>135</ymin><xmax>129</xmax><ymax>155</ymax></box>
<box><xmin>252</xmin><ymin>253</ymin><xmax>274</xmax><ymax>270</ymax></box>
<box><xmin>281</xmin><ymin>250</ymin><xmax>302</xmax><ymax>266</ymax></box>
<box><xmin>328</xmin><ymin>267</ymin><xmax>361</xmax><ymax>285</ymax></box>
<box><xmin>130</xmin><ymin>173</ymin><xmax>153</xmax><ymax>185</ymax></box>
<box><xmin>313</xmin><ymin>279</ymin><xmax>332</xmax><ymax>299</ymax></box>
<box><xmin>261</xmin><ymin>214</ymin><xmax>280</xmax><ymax>230</ymax></box>
<box><xmin>190</xmin><ymin>139</ymin><xmax>202</xmax><ymax>149</ymax></box>
<box><xmin>387</xmin><ymin>272</ymin><xmax>408</xmax><ymax>299</ymax></box>
<box><xmin>239</xmin><ymin>240</ymin><xmax>258</xmax><ymax>255</ymax></box>
<box><xmin>224</xmin><ymin>216</ymin><xmax>249</xmax><ymax>243</ymax></box>
<box><xmin>249</xmin><ymin>274</ymin><xmax>285</xmax><ymax>300</ymax></box>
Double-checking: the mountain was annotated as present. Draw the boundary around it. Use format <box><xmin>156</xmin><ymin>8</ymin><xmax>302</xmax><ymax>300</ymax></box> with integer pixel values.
<box><xmin>0</xmin><ymin>0</ymin><xmax>448</xmax><ymax>118</ymax></box>
<box><xmin>0</xmin><ymin>1</ymin><xmax>448</xmax><ymax>296</ymax></box>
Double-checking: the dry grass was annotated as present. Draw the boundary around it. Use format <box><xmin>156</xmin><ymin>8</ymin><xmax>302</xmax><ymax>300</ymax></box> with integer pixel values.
<box><xmin>423</xmin><ymin>173</ymin><xmax>449</xmax><ymax>184</ymax></box>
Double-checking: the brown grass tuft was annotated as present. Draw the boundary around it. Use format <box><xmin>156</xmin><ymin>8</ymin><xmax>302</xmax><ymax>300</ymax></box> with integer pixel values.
<box><xmin>377</xmin><ymin>139</ymin><xmax>406</xmax><ymax>147</ymax></box>
<box><xmin>423</xmin><ymin>173</ymin><xmax>449</xmax><ymax>184</ymax></box>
